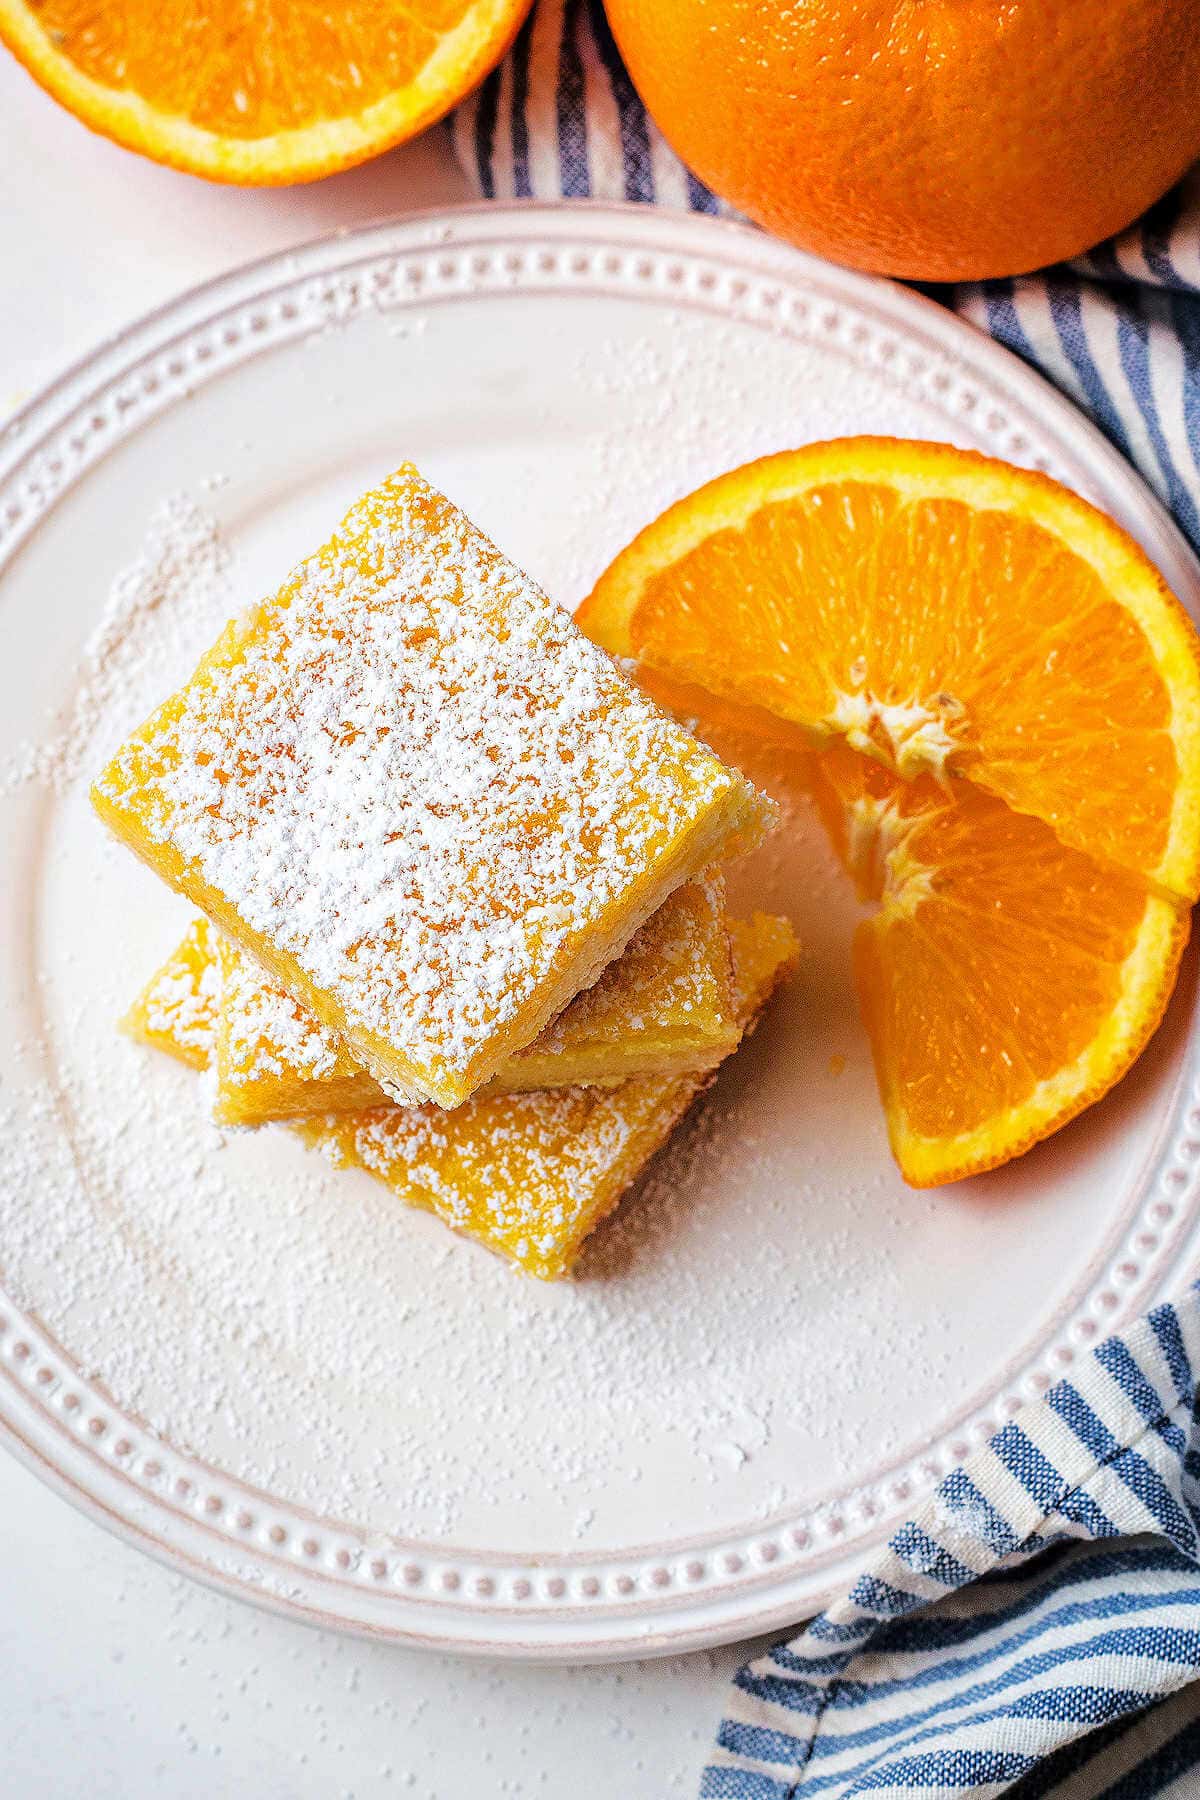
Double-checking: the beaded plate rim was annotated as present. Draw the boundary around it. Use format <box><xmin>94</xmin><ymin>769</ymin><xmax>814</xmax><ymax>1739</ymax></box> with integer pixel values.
<box><xmin>2</xmin><ymin>201</ymin><xmax>1199</xmax><ymax>1661</ymax></box>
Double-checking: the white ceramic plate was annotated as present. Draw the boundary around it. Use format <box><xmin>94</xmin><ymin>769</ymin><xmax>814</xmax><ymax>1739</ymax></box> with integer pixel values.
<box><xmin>2</xmin><ymin>203</ymin><xmax>1199</xmax><ymax>1662</ymax></box>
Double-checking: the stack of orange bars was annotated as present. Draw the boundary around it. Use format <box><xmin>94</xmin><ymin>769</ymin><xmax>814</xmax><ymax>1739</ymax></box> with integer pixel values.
<box><xmin>95</xmin><ymin>466</ymin><xmax>796</xmax><ymax>1278</ymax></box>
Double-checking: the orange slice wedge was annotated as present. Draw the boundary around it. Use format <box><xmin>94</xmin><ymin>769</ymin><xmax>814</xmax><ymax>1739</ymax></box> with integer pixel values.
<box><xmin>0</xmin><ymin>0</ymin><xmax>530</xmax><ymax>184</ymax></box>
<box><xmin>809</xmin><ymin>745</ymin><xmax>1188</xmax><ymax>1184</ymax></box>
<box><xmin>578</xmin><ymin>439</ymin><xmax>1200</xmax><ymax>1184</ymax></box>
<box><xmin>579</xmin><ymin>438</ymin><xmax>1200</xmax><ymax>901</ymax></box>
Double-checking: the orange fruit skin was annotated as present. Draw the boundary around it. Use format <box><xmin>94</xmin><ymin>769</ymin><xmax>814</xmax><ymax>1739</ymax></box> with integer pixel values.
<box><xmin>604</xmin><ymin>0</ymin><xmax>1200</xmax><ymax>281</ymax></box>
<box><xmin>0</xmin><ymin>0</ymin><xmax>532</xmax><ymax>186</ymax></box>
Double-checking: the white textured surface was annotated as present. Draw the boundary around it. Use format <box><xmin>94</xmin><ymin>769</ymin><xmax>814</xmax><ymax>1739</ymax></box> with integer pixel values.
<box><xmin>0</xmin><ymin>60</ymin><xmax>740</xmax><ymax>1800</ymax></box>
<box><xmin>0</xmin><ymin>1445</ymin><xmax>756</xmax><ymax>1798</ymax></box>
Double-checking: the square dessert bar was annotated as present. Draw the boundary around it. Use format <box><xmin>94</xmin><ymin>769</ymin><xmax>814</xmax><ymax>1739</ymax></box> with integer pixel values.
<box><xmin>212</xmin><ymin>873</ymin><xmax>740</xmax><ymax>1126</ymax></box>
<box><xmin>128</xmin><ymin>913</ymin><xmax>799</xmax><ymax>1280</ymax></box>
<box><xmin>93</xmin><ymin>466</ymin><xmax>772</xmax><ymax>1109</ymax></box>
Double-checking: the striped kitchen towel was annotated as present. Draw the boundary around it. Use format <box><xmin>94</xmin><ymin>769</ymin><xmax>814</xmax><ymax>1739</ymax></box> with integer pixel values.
<box><xmin>451</xmin><ymin>0</ymin><xmax>1200</xmax><ymax>555</ymax></box>
<box><xmin>452</xmin><ymin>5</ymin><xmax>1200</xmax><ymax>1793</ymax></box>
<box><xmin>703</xmin><ymin>1289</ymin><xmax>1200</xmax><ymax>1798</ymax></box>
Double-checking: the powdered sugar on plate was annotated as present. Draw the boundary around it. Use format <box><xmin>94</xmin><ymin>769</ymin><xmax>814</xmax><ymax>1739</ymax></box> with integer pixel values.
<box><xmin>2</xmin><ymin>494</ymin><xmax>230</xmax><ymax>798</ymax></box>
<box><xmin>1</xmin><ymin>216</ymin><xmax>1157</xmax><ymax>1608</ymax></box>
<box><xmin>1</xmin><ymin>484</ymin><xmax>947</xmax><ymax>1551</ymax></box>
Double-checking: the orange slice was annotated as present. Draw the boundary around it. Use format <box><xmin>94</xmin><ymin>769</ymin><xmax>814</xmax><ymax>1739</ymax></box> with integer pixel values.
<box><xmin>0</xmin><ymin>0</ymin><xmax>530</xmax><ymax>184</ymax></box>
<box><xmin>809</xmin><ymin>745</ymin><xmax>1188</xmax><ymax>1184</ymax></box>
<box><xmin>578</xmin><ymin>438</ymin><xmax>1200</xmax><ymax>1184</ymax></box>
<box><xmin>579</xmin><ymin>438</ymin><xmax>1200</xmax><ymax>901</ymax></box>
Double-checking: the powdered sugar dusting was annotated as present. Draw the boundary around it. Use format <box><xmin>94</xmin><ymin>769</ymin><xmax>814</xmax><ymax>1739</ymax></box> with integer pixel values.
<box><xmin>94</xmin><ymin>468</ymin><xmax>765</xmax><ymax>1104</ymax></box>
<box><xmin>142</xmin><ymin>961</ymin><xmax>217</xmax><ymax>1055</ymax></box>
<box><xmin>221</xmin><ymin>933</ymin><xmax>350</xmax><ymax>1088</ymax></box>
<box><xmin>215</xmin><ymin>871</ymin><xmax>735</xmax><ymax>1117</ymax></box>
<box><xmin>129</xmin><ymin>916</ymin><xmax>220</xmax><ymax>1064</ymax></box>
<box><xmin>314</xmin><ymin>1082</ymin><xmax>673</xmax><ymax>1283</ymax></box>
<box><xmin>3</xmin><ymin>495</ymin><xmax>230</xmax><ymax>798</ymax></box>
<box><xmin>525</xmin><ymin>870</ymin><xmax>731</xmax><ymax>1060</ymax></box>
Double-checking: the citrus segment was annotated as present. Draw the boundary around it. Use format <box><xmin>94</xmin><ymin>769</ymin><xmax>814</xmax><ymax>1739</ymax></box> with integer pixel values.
<box><xmin>580</xmin><ymin>440</ymin><xmax>1200</xmax><ymax>1185</ymax></box>
<box><xmin>808</xmin><ymin>745</ymin><xmax>1189</xmax><ymax>1185</ymax></box>
<box><xmin>0</xmin><ymin>0</ymin><xmax>531</xmax><ymax>183</ymax></box>
<box><xmin>578</xmin><ymin>439</ymin><xmax>1200</xmax><ymax>901</ymax></box>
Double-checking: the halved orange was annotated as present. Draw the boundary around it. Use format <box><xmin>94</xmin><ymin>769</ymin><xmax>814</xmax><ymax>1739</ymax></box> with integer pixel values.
<box><xmin>579</xmin><ymin>438</ymin><xmax>1200</xmax><ymax>902</ymax></box>
<box><xmin>578</xmin><ymin>439</ymin><xmax>1200</xmax><ymax>1185</ymax></box>
<box><xmin>808</xmin><ymin>745</ymin><xmax>1187</xmax><ymax>1185</ymax></box>
<box><xmin>0</xmin><ymin>0</ymin><xmax>530</xmax><ymax>184</ymax></box>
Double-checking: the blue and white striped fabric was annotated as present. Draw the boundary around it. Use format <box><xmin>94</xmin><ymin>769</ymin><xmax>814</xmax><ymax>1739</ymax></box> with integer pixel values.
<box><xmin>703</xmin><ymin>1290</ymin><xmax>1200</xmax><ymax>1798</ymax></box>
<box><xmin>452</xmin><ymin>5</ymin><xmax>1200</xmax><ymax>1791</ymax></box>
<box><xmin>451</xmin><ymin>0</ymin><xmax>1200</xmax><ymax>556</ymax></box>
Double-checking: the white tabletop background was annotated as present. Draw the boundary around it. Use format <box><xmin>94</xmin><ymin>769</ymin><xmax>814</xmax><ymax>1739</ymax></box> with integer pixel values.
<box><xmin>0</xmin><ymin>58</ymin><xmax>781</xmax><ymax>1799</ymax></box>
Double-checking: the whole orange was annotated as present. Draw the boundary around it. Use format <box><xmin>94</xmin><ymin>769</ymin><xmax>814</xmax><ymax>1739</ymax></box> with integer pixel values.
<box><xmin>604</xmin><ymin>0</ymin><xmax>1200</xmax><ymax>280</ymax></box>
